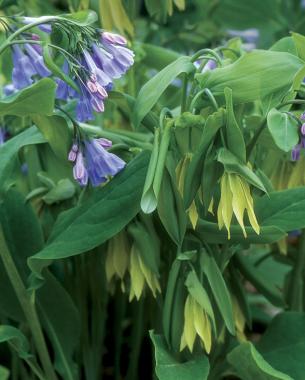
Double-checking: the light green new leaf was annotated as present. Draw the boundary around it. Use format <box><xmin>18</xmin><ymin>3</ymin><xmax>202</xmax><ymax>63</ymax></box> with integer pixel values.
<box><xmin>224</xmin><ymin>87</ymin><xmax>246</xmax><ymax>163</ymax></box>
<box><xmin>42</xmin><ymin>179</ymin><xmax>75</xmax><ymax>205</ymax></box>
<box><xmin>61</xmin><ymin>10</ymin><xmax>98</xmax><ymax>26</ymax></box>
<box><xmin>291</xmin><ymin>32</ymin><xmax>305</xmax><ymax>61</ymax></box>
<box><xmin>196</xmin><ymin>51</ymin><xmax>303</xmax><ymax>107</ymax></box>
<box><xmin>150</xmin><ymin>332</ymin><xmax>209</xmax><ymax>380</ymax></box>
<box><xmin>0</xmin><ymin>365</ymin><xmax>9</xmax><ymax>380</ymax></box>
<box><xmin>29</xmin><ymin>151</ymin><xmax>150</xmax><ymax>275</ymax></box>
<box><xmin>133</xmin><ymin>56</ymin><xmax>195</xmax><ymax>127</ymax></box>
<box><xmin>217</xmin><ymin>148</ymin><xmax>267</xmax><ymax>192</ymax></box>
<box><xmin>227</xmin><ymin>342</ymin><xmax>292</xmax><ymax>380</ymax></box>
<box><xmin>255</xmin><ymin>187</ymin><xmax>305</xmax><ymax>231</ymax></box>
<box><xmin>0</xmin><ymin>79</ymin><xmax>56</xmax><ymax>117</ymax></box>
<box><xmin>200</xmin><ymin>251</ymin><xmax>235</xmax><ymax>335</ymax></box>
<box><xmin>267</xmin><ymin>108</ymin><xmax>299</xmax><ymax>152</ymax></box>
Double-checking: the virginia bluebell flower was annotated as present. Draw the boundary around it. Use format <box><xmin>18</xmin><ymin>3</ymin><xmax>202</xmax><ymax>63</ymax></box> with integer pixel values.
<box><xmin>22</xmin><ymin>17</ymin><xmax>52</xmax><ymax>33</ymax></box>
<box><xmin>11</xmin><ymin>45</ymin><xmax>36</xmax><ymax>89</ymax></box>
<box><xmin>69</xmin><ymin>137</ymin><xmax>125</xmax><ymax>187</ymax></box>
<box><xmin>292</xmin><ymin>144</ymin><xmax>301</xmax><ymax>161</ymax></box>
<box><xmin>24</xmin><ymin>43</ymin><xmax>51</xmax><ymax>77</ymax></box>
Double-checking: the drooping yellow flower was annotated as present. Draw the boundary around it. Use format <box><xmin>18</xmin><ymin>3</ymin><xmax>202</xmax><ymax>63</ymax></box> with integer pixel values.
<box><xmin>180</xmin><ymin>294</ymin><xmax>212</xmax><ymax>353</ymax></box>
<box><xmin>129</xmin><ymin>244</ymin><xmax>161</xmax><ymax>301</ymax></box>
<box><xmin>217</xmin><ymin>172</ymin><xmax>260</xmax><ymax>239</ymax></box>
<box><xmin>105</xmin><ymin>231</ymin><xmax>129</xmax><ymax>292</ymax></box>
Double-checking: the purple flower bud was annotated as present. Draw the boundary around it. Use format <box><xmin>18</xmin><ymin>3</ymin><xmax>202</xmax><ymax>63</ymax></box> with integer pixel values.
<box><xmin>3</xmin><ymin>84</ymin><xmax>17</xmax><ymax>96</ymax></box>
<box><xmin>102</xmin><ymin>32</ymin><xmax>127</xmax><ymax>46</ymax></box>
<box><xmin>200</xmin><ymin>59</ymin><xmax>217</xmax><ymax>73</ymax></box>
<box><xmin>24</xmin><ymin>44</ymin><xmax>51</xmax><ymax>77</ymax></box>
<box><xmin>301</xmin><ymin>123</ymin><xmax>305</xmax><ymax>136</ymax></box>
<box><xmin>300</xmin><ymin>112</ymin><xmax>305</xmax><ymax>121</ymax></box>
<box><xmin>90</xmin><ymin>97</ymin><xmax>105</xmax><ymax>113</ymax></box>
<box><xmin>68</xmin><ymin>150</ymin><xmax>77</xmax><ymax>162</ymax></box>
<box><xmin>73</xmin><ymin>151</ymin><xmax>88</xmax><ymax>186</ymax></box>
<box><xmin>0</xmin><ymin>127</ymin><xmax>6</xmax><ymax>145</ymax></box>
<box><xmin>96</xmin><ymin>138</ymin><xmax>112</xmax><ymax>148</ymax></box>
<box><xmin>292</xmin><ymin>144</ymin><xmax>301</xmax><ymax>161</ymax></box>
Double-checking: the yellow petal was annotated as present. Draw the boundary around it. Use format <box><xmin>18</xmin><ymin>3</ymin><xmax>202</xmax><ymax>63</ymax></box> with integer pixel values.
<box><xmin>105</xmin><ymin>242</ymin><xmax>115</xmax><ymax>283</ymax></box>
<box><xmin>193</xmin><ymin>301</ymin><xmax>212</xmax><ymax>353</ymax></box>
<box><xmin>218</xmin><ymin>174</ymin><xmax>233</xmax><ymax>239</ymax></box>
<box><xmin>188</xmin><ymin>200</ymin><xmax>199</xmax><ymax>230</ymax></box>
<box><xmin>184</xmin><ymin>295</ymin><xmax>196</xmax><ymax>352</ymax></box>
<box><xmin>113</xmin><ymin>232</ymin><xmax>129</xmax><ymax>279</ymax></box>
<box><xmin>240</xmin><ymin>179</ymin><xmax>260</xmax><ymax>235</ymax></box>
<box><xmin>228</xmin><ymin>174</ymin><xmax>247</xmax><ymax>237</ymax></box>
<box><xmin>129</xmin><ymin>245</ymin><xmax>145</xmax><ymax>301</ymax></box>
<box><xmin>137</xmin><ymin>254</ymin><xmax>160</xmax><ymax>298</ymax></box>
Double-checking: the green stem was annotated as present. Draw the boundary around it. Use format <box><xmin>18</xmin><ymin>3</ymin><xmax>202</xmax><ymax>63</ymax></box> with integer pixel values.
<box><xmin>0</xmin><ymin>228</ymin><xmax>58</xmax><ymax>380</ymax></box>
<box><xmin>181</xmin><ymin>73</ymin><xmax>188</xmax><ymax>114</ymax></box>
<box><xmin>0</xmin><ymin>16</ymin><xmax>57</xmax><ymax>55</ymax></box>
<box><xmin>287</xmin><ymin>231</ymin><xmax>305</xmax><ymax>311</ymax></box>
<box><xmin>246</xmin><ymin>117</ymin><xmax>267</xmax><ymax>158</ymax></box>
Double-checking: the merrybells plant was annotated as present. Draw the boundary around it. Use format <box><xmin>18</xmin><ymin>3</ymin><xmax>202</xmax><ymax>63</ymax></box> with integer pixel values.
<box><xmin>2</xmin><ymin>2</ymin><xmax>305</xmax><ymax>380</ymax></box>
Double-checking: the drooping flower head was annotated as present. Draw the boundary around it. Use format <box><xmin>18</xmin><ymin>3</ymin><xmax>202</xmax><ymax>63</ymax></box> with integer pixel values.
<box><xmin>68</xmin><ymin>136</ymin><xmax>125</xmax><ymax>187</ymax></box>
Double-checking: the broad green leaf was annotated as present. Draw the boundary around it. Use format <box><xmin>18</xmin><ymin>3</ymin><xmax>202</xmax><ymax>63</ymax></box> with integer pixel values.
<box><xmin>267</xmin><ymin>108</ymin><xmax>299</xmax><ymax>152</ymax></box>
<box><xmin>256</xmin><ymin>312</ymin><xmax>305</xmax><ymax>380</ymax></box>
<box><xmin>196</xmin><ymin>219</ymin><xmax>285</xmax><ymax>244</ymax></box>
<box><xmin>200</xmin><ymin>250</ymin><xmax>235</xmax><ymax>335</ymax></box>
<box><xmin>217</xmin><ymin>148</ymin><xmax>267</xmax><ymax>192</ymax></box>
<box><xmin>133</xmin><ymin>56</ymin><xmax>195</xmax><ymax>127</ymax></box>
<box><xmin>150</xmin><ymin>332</ymin><xmax>209</xmax><ymax>380</ymax></box>
<box><xmin>31</xmin><ymin>115</ymin><xmax>71</xmax><ymax>160</ymax></box>
<box><xmin>255</xmin><ymin>187</ymin><xmax>305</xmax><ymax>231</ymax></box>
<box><xmin>0</xmin><ymin>79</ymin><xmax>56</xmax><ymax>116</ymax></box>
<box><xmin>0</xmin><ymin>126</ymin><xmax>45</xmax><ymax>189</ymax></box>
<box><xmin>227</xmin><ymin>342</ymin><xmax>292</xmax><ymax>380</ymax></box>
<box><xmin>224</xmin><ymin>87</ymin><xmax>246</xmax><ymax>163</ymax></box>
<box><xmin>185</xmin><ymin>271</ymin><xmax>216</xmax><ymax>331</ymax></box>
<box><xmin>291</xmin><ymin>32</ymin><xmax>305</xmax><ymax>61</ymax></box>
<box><xmin>196</xmin><ymin>51</ymin><xmax>303</xmax><ymax>107</ymax></box>
<box><xmin>270</xmin><ymin>37</ymin><xmax>297</xmax><ymax>55</ymax></box>
<box><xmin>29</xmin><ymin>151</ymin><xmax>150</xmax><ymax>275</ymax></box>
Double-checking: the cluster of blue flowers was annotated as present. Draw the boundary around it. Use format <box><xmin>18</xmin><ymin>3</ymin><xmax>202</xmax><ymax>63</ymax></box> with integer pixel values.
<box><xmin>68</xmin><ymin>137</ymin><xmax>125</xmax><ymax>187</ymax></box>
<box><xmin>3</xmin><ymin>18</ymin><xmax>134</xmax><ymax>187</ymax></box>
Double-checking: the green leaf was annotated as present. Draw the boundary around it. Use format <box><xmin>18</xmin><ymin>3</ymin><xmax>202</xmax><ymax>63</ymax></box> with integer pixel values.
<box><xmin>37</xmin><ymin>271</ymin><xmax>80</xmax><ymax>380</ymax></box>
<box><xmin>256</xmin><ymin>187</ymin><xmax>305</xmax><ymax>231</ymax></box>
<box><xmin>196</xmin><ymin>220</ymin><xmax>285</xmax><ymax>244</ymax></box>
<box><xmin>150</xmin><ymin>332</ymin><xmax>210</xmax><ymax>380</ymax></box>
<box><xmin>133</xmin><ymin>56</ymin><xmax>195</xmax><ymax>127</ymax></box>
<box><xmin>291</xmin><ymin>32</ymin><xmax>305</xmax><ymax>61</ymax></box>
<box><xmin>267</xmin><ymin>108</ymin><xmax>299</xmax><ymax>152</ymax></box>
<box><xmin>61</xmin><ymin>10</ymin><xmax>98</xmax><ymax>26</ymax></box>
<box><xmin>0</xmin><ymin>325</ymin><xmax>31</xmax><ymax>360</ymax></box>
<box><xmin>256</xmin><ymin>312</ymin><xmax>305</xmax><ymax>380</ymax></box>
<box><xmin>200</xmin><ymin>250</ymin><xmax>235</xmax><ymax>335</ymax></box>
<box><xmin>42</xmin><ymin>179</ymin><xmax>75</xmax><ymax>205</ymax></box>
<box><xmin>0</xmin><ymin>126</ymin><xmax>45</xmax><ymax>189</ymax></box>
<box><xmin>31</xmin><ymin>115</ymin><xmax>71</xmax><ymax>160</ymax></box>
<box><xmin>185</xmin><ymin>271</ymin><xmax>216</xmax><ymax>331</ymax></box>
<box><xmin>29</xmin><ymin>151</ymin><xmax>150</xmax><ymax>275</ymax></box>
<box><xmin>0</xmin><ymin>365</ymin><xmax>9</xmax><ymax>380</ymax></box>
<box><xmin>224</xmin><ymin>87</ymin><xmax>246</xmax><ymax>163</ymax></box>
<box><xmin>196</xmin><ymin>51</ymin><xmax>303</xmax><ymax>107</ymax></box>
<box><xmin>0</xmin><ymin>79</ymin><xmax>56</xmax><ymax>117</ymax></box>
<box><xmin>227</xmin><ymin>341</ymin><xmax>293</xmax><ymax>380</ymax></box>
<box><xmin>217</xmin><ymin>148</ymin><xmax>267</xmax><ymax>192</ymax></box>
